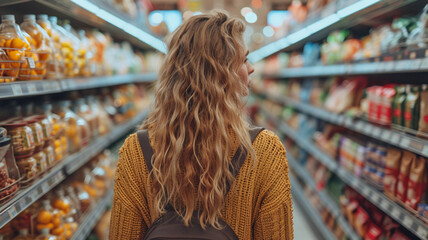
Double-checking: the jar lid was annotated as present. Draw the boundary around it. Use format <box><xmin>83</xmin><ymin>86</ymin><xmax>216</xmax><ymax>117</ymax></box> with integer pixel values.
<box><xmin>23</xmin><ymin>117</ymin><xmax>38</xmax><ymax>124</ymax></box>
<box><xmin>15</xmin><ymin>153</ymin><xmax>33</xmax><ymax>159</ymax></box>
<box><xmin>0</xmin><ymin>127</ymin><xmax>11</xmax><ymax>147</ymax></box>
<box><xmin>2</xmin><ymin>119</ymin><xmax>28</xmax><ymax>127</ymax></box>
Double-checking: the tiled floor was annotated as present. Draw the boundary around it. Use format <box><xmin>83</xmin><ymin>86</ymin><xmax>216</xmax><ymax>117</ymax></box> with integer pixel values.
<box><xmin>293</xmin><ymin>202</ymin><xmax>317</xmax><ymax>240</ymax></box>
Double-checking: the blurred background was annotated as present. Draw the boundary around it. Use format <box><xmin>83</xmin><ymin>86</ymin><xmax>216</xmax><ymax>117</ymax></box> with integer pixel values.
<box><xmin>0</xmin><ymin>0</ymin><xmax>427</xmax><ymax>239</ymax></box>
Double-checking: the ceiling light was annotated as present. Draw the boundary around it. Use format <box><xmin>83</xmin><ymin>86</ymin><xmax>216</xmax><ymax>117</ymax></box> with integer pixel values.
<box><xmin>263</xmin><ymin>26</ymin><xmax>274</xmax><ymax>37</ymax></box>
<box><xmin>245</xmin><ymin>12</ymin><xmax>257</xmax><ymax>24</ymax></box>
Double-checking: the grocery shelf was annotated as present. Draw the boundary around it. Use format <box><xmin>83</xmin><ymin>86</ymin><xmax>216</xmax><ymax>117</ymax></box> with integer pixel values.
<box><xmin>290</xmin><ymin>174</ymin><xmax>337</xmax><ymax>240</ymax></box>
<box><xmin>258</xmin><ymin>92</ymin><xmax>428</xmax><ymax>158</ymax></box>
<box><xmin>258</xmin><ymin>105</ymin><xmax>428</xmax><ymax>239</ymax></box>
<box><xmin>287</xmin><ymin>152</ymin><xmax>360</xmax><ymax>240</ymax></box>
<box><xmin>0</xmin><ymin>73</ymin><xmax>157</xmax><ymax>100</ymax></box>
<box><xmin>248</xmin><ymin>0</ymin><xmax>417</xmax><ymax>62</ymax></box>
<box><xmin>0</xmin><ymin>0</ymin><xmax>166</xmax><ymax>53</ymax></box>
<box><xmin>0</xmin><ymin>108</ymin><xmax>149</xmax><ymax>229</ymax></box>
<box><xmin>264</xmin><ymin>58</ymin><xmax>428</xmax><ymax>78</ymax></box>
<box><xmin>70</xmin><ymin>188</ymin><xmax>113</xmax><ymax>240</ymax></box>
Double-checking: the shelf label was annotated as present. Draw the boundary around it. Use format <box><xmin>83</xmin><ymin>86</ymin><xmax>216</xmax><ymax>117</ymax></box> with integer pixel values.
<box><xmin>377</xmin><ymin>62</ymin><xmax>386</xmax><ymax>72</ymax></box>
<box><xmin>390</xmin><ymin>133</ymin><xmax>401</xmax><ymax>145</ymax></box>
<box><xmin>36</xmin><ymin>186</ymin><xmax>43</xmax><ymax>196</ymax></box>
<box><xmin>363</xmin><ymin>124</ymin><xmax>373</xmax><ymax>135</ymax></box>
<box><xmin>417</xmin><ymin>226</ymin><xmax>428</xmax><ymax>239</ymax></box>
<box><xmin>403</xmin><ymin>216</ymin><xmax>412</xmax><ymax>228</ymax></box>
<box><xmin>400</xmin><ymin>137</ymin><xmax>411</xmax><ymax>149</ymax></box>
<box><xmin>408</xmin><ymin>139</ymin><xmax>424</xmax><ymax>152</ymax></box>
<box><xmin>344</xmin><ymin>117</ymin><xmax>353</xmax><ymax>127</ymax></box>
<box><xmin>420</xmin><ymin>58</ymin><xmax>428</xmax><ymax>70</ymax></box>
<box><xmin>422</xmin><ymin>145</ymin><xmax>428</xmax><ymax>157</ymax></box>
<box><xmin>8</xmin><ymin>207</ymin><xmax>17</xmax><ymax>218</ymax></box>
<box><xmin>380</xmin><ymin>199</ymin><xmax>389</xmax><ymax>209</ymax></box>
<box><xmin>411</xmin><ymin>59</ymin><xmax>422</xmax><ymax>70</ymax></box>
<box><xmin>381</xmin><ymin>130</ymin><xmax>392</xmax><ymax>141</ymax></box>
<box><xmin>355</xmin><ymin>121</ymin><xmax>364</xmax><ymax>132</ymax></box>
<box><xmin>0</xmin><ymin>213</ymin><xmax>11</xmax><ymax>227</ymax></box>
<box><xmin>391</xmin><ymin>208</ymin><xmax>400</xmax><ymax>218</ymax></box>
<box><xmin>361</xmin><ymin>186</ymin><xmax>370</xmax><ymax>196</ymax></box>
<box><xmin>11</xmin><ymin>84</ymin><xmax>22</xmax><ymax>95</ymax></box>
<box><xmin>14</xmin><ymin>202</ymin><xmax>21</xmax><ymax>213</ymax></box>
<box><xmin>26</xmin><ymin>57</ymin><xmax>36</xmax><ymax>69</ymax></box>
<box><xmin>385</xmin><ymin>61</ymin><xmax>395</xmax><ymax>71</ymax></box>
<box><xmin>27</xmin><ymin>83</ymin><xmax>37</xmax><ymax>93</ymax></box>
<box><xmin>372</xmin><ymin>127</ymin><xmax>382</xmax><ymax>138</ymax></box>
<box><xmin>24</xmin><ymin>195</ymin><xmax>32</xmax><ymax>205</ymax></box>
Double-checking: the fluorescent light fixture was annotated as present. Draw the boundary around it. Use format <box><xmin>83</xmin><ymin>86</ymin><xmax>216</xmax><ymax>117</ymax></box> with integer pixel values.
<box><xmin>248</xmin><ymin>0</ymin><xmax>382</xmax><ymax>62</ymax></box>
<box><xmin>337</xmin><ymin>0</ymin><xmax>381</xmax><ymax>18</ymax></box>
<box><xmin>71</xmin><ymin>0</ymin><xmax>167</xmax><ymax>53</ymax></box>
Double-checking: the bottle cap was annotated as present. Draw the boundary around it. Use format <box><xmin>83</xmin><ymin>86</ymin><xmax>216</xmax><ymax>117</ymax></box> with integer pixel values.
<box><xmin>37</xmin><ymin>14</ymin><xmax>48</xmax><ymax>21</ymax></box>
<box><xmin>23</xmin><ymin>14</ymin><xmax>36</xmax><ymax>21</ymax></box>
<box><xmin>1</xmin><ymin>15</ymin><xmax>15</xmax><ymax>21</ymax></box>
<box><xmin>48</xmin><ymin>16</ymin><xmax>58</xmax><ymax>24</ymax></box>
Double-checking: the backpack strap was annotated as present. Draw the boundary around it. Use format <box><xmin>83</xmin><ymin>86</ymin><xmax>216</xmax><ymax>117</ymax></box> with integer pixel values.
<box><xmin>137</xmin><ymin>127</ymin><xmax>265</xmax><ymax>192</ymax></box>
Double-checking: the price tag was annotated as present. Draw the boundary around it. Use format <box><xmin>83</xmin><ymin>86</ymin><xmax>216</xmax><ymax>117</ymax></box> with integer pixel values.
<box><xmin>26</xmin><ymin>57</ymin><xmax>36</xmax><ymax>69</ymax></box>
<box><xmin>400</xmin><ymin>137</ymin><xmax>411</xmax><ymax>148</ymax></box>
<box><xmin>27</xmin><ymin>83</ymin><xmax>37</xmax><ymax>93</ymax></box>
<box><xmin>363</xmin><ymin>124</ymin><xmax>373</xmax><ymax>135</ymax></box>
<box><xmin>417</xmin><ymin>226</ymin><xmax>428</xmax><ymax>239</ymax></box>
<box><xmin>36</xmin><ymin>186</ymin><xmax>43</xmax><ymax>196</ymax></box>
<box><xmin>411</xmin><ymin>59</ymin><xmax>422</xmax><ymax>70</ymax></box>
<box><xmin>403</xmin><ymin>216</ymin><xmax>413</xmax><ymax>227</ymax></box>
<box><xmin>385</xmin><ymin>61</ymin><xmax>395</xmax><ymax>71</ymax></box>
<box><xmin>0</xmin><ymin>213</ymin><xmax>11</xmax><ymax>227</ymax></box>
<box><xmin>422</xmin><ymin>145</ymin><xmax>428</xmax><ymax>157</ymax></box>
<box><xmin>24</xmin><ymin>195</ymin><xmax>32</xmax><ymax>205</ymax></box>
<box><xmin>15</xmin><ymin>202</ymin><xmax>22</xmax><ymax>213</ymax></box>
<box><xmin>11</xmin><ymin>84</ymin><xmax>22</xmax><ymax>95</ymax></box>
<box><xmin>396</xmin><ymin>60</ymin><xmax>407</xmax><ymax>70</ymax></box>
<box><xmin>355</xmin><ymin>121</ymin><xmax>364</xmax><ymax>132</ymax></box>
<box><xmin>391</xmin><ymin>208</ymin><xmax>401</xmax><ymax>218</ymax></box>
<box><xmin>377</xmin><ymin>62</ymin><xmax>386</xmax><ymax>72</ymax></box>
<box><xmin>361</xmin><ymin>186</ymin><xmax>370</xmax><ymax>196</ymax></box>
<box><xmin>344</xmin><ymin>117</ymin><xmax>353</xmax><ymax>127</ymax></box>
<box><xmin>372</xmin><ymin>127</ymin><xmax>382</xmax><ymax>138</ymax></box>
<box><xmin>8</xmin><ymin>207</ymin><xmax>17</xmax><ymax>218</ymax></box>
<box><xmin>390</xmin><ymin>133</ymin><xmax>401</xmax><ymax>145</ymax></box>
<box><xmin>380</xmin><ymin>199</ymin><xmax>389</xmax><ymax>209</ymax></box>
<box><xmin>381</xmin><ymin>130</ymin><xmax>392</xmax><ymax>141</ymax></box>
<box><xmin>408</xmin><ymin>139</ymin><xmax>424</xmax><ymax>152</ymax></box>
<box><xmin>420</xmin><ymin>58</ymin><xmax>428</xmax><ymax>70</ymax></box>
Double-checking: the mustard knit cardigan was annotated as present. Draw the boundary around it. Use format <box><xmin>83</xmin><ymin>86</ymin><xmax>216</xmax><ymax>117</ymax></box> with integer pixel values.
<box><xmin>109</xmin><ymin>129</ymin><xmax>293</xmax><ymax>239</ymax></box>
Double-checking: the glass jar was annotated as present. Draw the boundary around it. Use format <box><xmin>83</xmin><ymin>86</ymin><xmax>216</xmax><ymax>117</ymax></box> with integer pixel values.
<box><xmin>2</xmin><ymin>120</ymin><xmax>35</xmax><ymax>157</ymax></box>
<box><xmin>43</xmin><ymin>144</ymin><xmax>55</xmax><ymax>168</ymax></box>
<box><xmin>15</xmin><ymin>154</ymin><xmax>38</xmax><ymax>184</ymax></box>
<box><xmin>54</xmin><ymin>100</ymin><xmax>81</xmax><ymax>154</ymax></box>
<box><xmin>0</xmin><ymin>15</ymin><xmax>32</xmax><ymax>80</ymax></box>
<box><xmin>76</xmin><ymin>185</ymin><xmax>90</xmax><ymax>213</ymax></box>
<box><xmin>33</xmin><ymin>150</ymin><xmax>47</xmax><ymax>174</ymax></box>
<box><xmin>25</xmin><ymin>117</ymin><xmax>45</xmax><ymax>153</ymax></box>
<box><xmin>12</xmin><ymin>229</ymin><xmax>32</xmax><ymax>240</ymax></box>
<box><xmin>35</xmin><ymin>115</ymin><xmax>53</xmax><ymax>147</ymax></box>
<box><xmin>0</xmin><ymin>127</ymin><xmax>20</xmax><ymax>201</ymax></box>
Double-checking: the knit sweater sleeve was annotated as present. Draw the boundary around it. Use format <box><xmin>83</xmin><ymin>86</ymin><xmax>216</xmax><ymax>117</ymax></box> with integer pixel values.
<box><xmin>253</xmin><ymin>131</ymin><xmax>294</xmax><ymax>240</ymax></box>
<box><xmin>109</xmin><ymin>134</ymin><xmax>152</xmax><ymax>239</ymax></box>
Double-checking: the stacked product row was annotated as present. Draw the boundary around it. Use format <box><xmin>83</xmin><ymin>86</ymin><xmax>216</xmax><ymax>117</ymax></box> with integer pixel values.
<box><xmin>0</xmin><ymin>83</ymin><xmax>151</xmax><ymax>204</ymax></box>
<box><xmin>251</xmin><ymin>109</ymin><xmax>420</xmax><ymax>240</ymax></box>
<box><xmin>0</xmin><ymin>14</ymin><xmax>162</xmax><ymax>83</ymax></box>
<box><xmin>0</xmin><ymin>150</ymin><xmax>115</xmax><ymax>240</ymax></box>
<box><xmin>263</xmin><ymin>3</ymin><xmax>428</xmax><ymax>72</ymax></box>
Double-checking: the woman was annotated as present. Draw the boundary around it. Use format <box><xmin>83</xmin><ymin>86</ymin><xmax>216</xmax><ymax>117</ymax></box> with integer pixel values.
<box><xmin>109</xmin><ymin>10</ymin><xmax>293</xmax><ymax>239</ymax></box>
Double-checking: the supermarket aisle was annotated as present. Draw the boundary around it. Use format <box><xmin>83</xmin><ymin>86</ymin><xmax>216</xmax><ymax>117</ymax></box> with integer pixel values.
<box><xmin>293</xmin><ymin>202</ymin><xmax>317</xmax><ymax>240</ymax></box>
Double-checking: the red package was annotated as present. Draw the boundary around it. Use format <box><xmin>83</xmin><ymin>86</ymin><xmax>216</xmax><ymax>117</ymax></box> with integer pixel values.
<box><xmin>384</xmin><ymin>148</ymin><xmax>402</xmax><ymax>198</ymax></box>
<box><xmin>364</xmin><ymin>223</ymin><xmax>382</xmax><ymax>240</ymax></box>
<box><xmin>405</xmin><ymin>157</ymin><xmax>427</xmax><ymax>210</ymax></box>
<box><xmin>355</xmin><ymin>207</ymin><xmax>370</xmax><ymax>237</ymax></box>
<box><xmin>381</xmin><ymin>216</ymin><xmax>399</xmax><ymax>239</ymax></box>
<box><xmin>346</xmin><ymin>200</ymin><xmax>359</xmax><ymax>227</ymax></box>
<box><xmin>396</xmin><ymin>151</ymin><xmax>416</xmax><ymax>202</ymax></box>
<box><xmin>390</xmin><ymin>230</ymin><xmax>411</xmax><ymax>240</ymax></box>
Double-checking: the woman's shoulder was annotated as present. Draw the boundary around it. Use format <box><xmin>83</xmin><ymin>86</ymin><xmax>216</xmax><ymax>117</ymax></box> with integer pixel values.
<box><xmin>252</xmin><ymin>129</ymin><xmax>288</xmax><ymax>173</ymax></box>
<box><xmin>116</xmin><ymin>133</ymin><xmax>149</xmax><ymax>178</ymax></box>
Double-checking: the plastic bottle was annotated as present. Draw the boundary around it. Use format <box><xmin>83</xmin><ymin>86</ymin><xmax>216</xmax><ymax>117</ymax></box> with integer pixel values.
<box><xmin>37</xmin><ymin>15</ymin><xmax>63</xmax><ymax>78</ymax></box>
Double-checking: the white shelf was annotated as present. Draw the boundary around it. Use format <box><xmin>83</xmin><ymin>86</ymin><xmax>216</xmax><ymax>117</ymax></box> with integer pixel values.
<box><xmin>290</xmin><ymin>174</ymin><xmax>337</xmax><ymax>240</ymax></box>
<box><xmin>0</xmin><ymin>73</ymin><xmax>157</xmax><ymax>100</ymax></box>
<box><xmin>258</xmin><ymin>105</ymin><xmax>428</xmax><ymax>239</ymax></box>
<box><xmin>259</xmin><ymin>93</ymin><xmax>428</xmax><ymax>158</ymax></box>
<box><xmin>0</xmin><ymin>109</ymin><xmax>149</xmax><ymax>229</ymax></box>
<box><xmin>287</xmin><ymin>152</ymin><xmax>360</xmax><ymax>240</ymax></box>
<box><xmin>0</xmin><ymin>0</ymin><xmax>166</xmax><ymax>52</ymax></box>
<box><xmin>265</xmin><ymin>58</ymin><xmax>428</xmax><ymax>78</ymax></box>
<box><xmin>70</xmin><ymin>188</ymin><xmax>114</xmax><ymax>240</ymax></box>
<box><xmin>248</xmin><ymin>0</ymin><xmax>418</xmax><ymax>62</ymax></box>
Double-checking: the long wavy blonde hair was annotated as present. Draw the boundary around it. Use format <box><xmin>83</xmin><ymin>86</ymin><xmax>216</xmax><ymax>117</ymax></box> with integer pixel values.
<box><xmin>141</xmin><ymin>10</ymin><xmax>255</xmax><ymax>229</ymax></box>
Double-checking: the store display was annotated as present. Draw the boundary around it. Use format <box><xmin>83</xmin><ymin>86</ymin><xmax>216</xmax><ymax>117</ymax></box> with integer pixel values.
<box><xmin>0</xmin><ymin>128</ymin><xmax>20</xmax><ymax>202</ymax></box>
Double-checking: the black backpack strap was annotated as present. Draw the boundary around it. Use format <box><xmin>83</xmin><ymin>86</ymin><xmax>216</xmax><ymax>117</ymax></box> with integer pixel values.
<box><xmin>137</xmin><ymin>127</ymin><xmax>265</xmax><ymax>192</ymax></box>
<box><xmin>137</xmin><ymin>130</ymin><xmax>154</xmax><ymax>173</ymax></box>
<box><xmin>226</xmin><ymin>127</ymin><xmax>264</xmax><ymax>194</ymax></box>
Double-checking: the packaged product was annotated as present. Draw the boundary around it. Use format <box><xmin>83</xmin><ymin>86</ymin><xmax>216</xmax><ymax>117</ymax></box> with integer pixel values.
<box><xmin>74</xmin><ymin>98</ymin><xmax>96</xmax><ymax>140</ymax></box>
<box><xmin>37</xmin><ymin>15</ymin><xmax>63</xmax><ymax>78</ymax></box>
<box><xmin>339</xmin><ymin>137</ymin><xmax>355</xmax><ymax>173</ymax></box>
<box><xmin>33</xmin><ymin>150</ymin><xmax>47</xmax><ymax>174</ymax></box>
<box><xmin>418</xmin><ymin>87</ymin><xmax>428</xmax><ymax>134</ymax></box>
<box><xmin>2</xmin><ymin>120</ymin><xmax>35</xmax><ymax>157</ymax></box>
<box><xmin>33</xmin><ymin>199</ymin><xmax>64</xmax><ymax>236</ymax></box>
<box><xmin>25</xmin><ymin>117</ymin><xmax>45</xmax><ymax>153</ymax></box>
<box><xmin>403</xmin><ymin>85</ymin><xmax>421</xmax><ymax>130</ymax></box>
<box><xmin>354</xmin><ymin>145</ymin><xmax>366</xmax><ymax>178</ymax></box>
<box><xmin>354</xmin><ymin>207</ymin><xmax>370</xmax><ymax>237</ymax></box>
<box><xmin>34</xmin><ymin>228</ymin><xmax>58</xmax><ymax>240</ymax></box>
<box><xmin>346</xmin><ymin>200</ymin><xmax>359</xmax><ymax>226</ymax></box>
<box><xmin>379</xmin><ymin>87</ymin><xmax>395</xmax><ymax>125</ymax></box>
<box><xmin>364</xmin><ymin>223</ymin><xmax>382</xmax><ymax>240</ymax></box>
<box><xmin>381</xmin><ymin>216</ymin><xmax>399</xmax><ymax>239</ymax></box>
<box><xmin>15</xmin><ymin>154</ymin><xmax>38</xmax><ymax>184</ymax></box>
<box><xmin>418</xmin><ymin>202</ymin><xmax>428</xmax><ymax>220</ymax></box>
<box><xmin>384</xmin><ymin>148</ymin><xmax>402</xmax><ymax>198</ymax></box>
<box><xmin>396</xmin><ymin>151</ymin><xmax>416</xmax><ymax>202</ymax></box>
<box><xmin>405</xmin><ymin>157</ymin><xmax>427</xmax><ymax>210</ymax></box>
<box><xmin>49</xmin><ymin>16</ymin><xmax>76</xmax><ymax>78</ymax></box>
<box><xmin>75</xmin><ymin>185</ymin><xmax>90</xmax><ymax>213</ymax></box>
<box><xmin>390</xmin><ymin>230</ymin><xmax>411</xmax><ymax>240</ymax></box>
<box><xmin>392</xmin><ymin>86</ymin><xmax>406</xmax><ymax>126</ymax></box>
<box><xmin>0</xmin><ymin>127</ymin><xmax>20</xmax><ymax>201</ymax></box>
<box><xmin>20</xmin><ymin>14</ymin><xmax>52</xmax><ymax>80</ymax></box>
<box><xmin>0</xmin><ymin>15</ymin><xmax>33</xmax><ymax>81</ymax></box>
<box><xmin>54</xmin><ymin>100</ymin><xmax>82</xmax><ymax>154</ymax></box>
